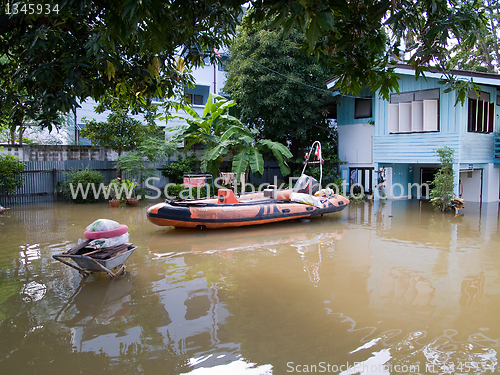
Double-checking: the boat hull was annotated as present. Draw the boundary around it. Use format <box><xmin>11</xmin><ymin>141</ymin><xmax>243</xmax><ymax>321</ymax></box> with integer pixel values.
<box><xmin>147</xmin><ymin>195</ymin><xmax>349</xmax><ymax>229</ymax></box>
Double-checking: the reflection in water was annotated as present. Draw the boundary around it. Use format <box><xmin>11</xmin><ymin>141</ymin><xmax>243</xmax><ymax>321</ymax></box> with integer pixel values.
<box><xmin>1</xmin><ymin>200</ymin><xmax>500</xmax><ymax>373</ymax></box>
<box><xmin>19</xmin><ymin>243</ymin><xmax>41</xmax><ymax>265</ymax></box>
<box><xmin>20</xmin><ymin>281</ymin><xmax>46</xmax><ymax>302</ymax></box>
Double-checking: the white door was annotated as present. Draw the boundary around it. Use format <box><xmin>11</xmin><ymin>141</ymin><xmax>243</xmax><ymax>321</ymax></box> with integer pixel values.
<box><xmin>459</xmin><ymin>170</ymin><xmax>482</xmax><ymax>203</ymax></box>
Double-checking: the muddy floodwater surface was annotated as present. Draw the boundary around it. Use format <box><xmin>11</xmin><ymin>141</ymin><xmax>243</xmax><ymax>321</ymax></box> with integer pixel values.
<box><xmin>1</xmin><ymin>200</ymin><xmax>500</xmax><ymax>374</ymax></box>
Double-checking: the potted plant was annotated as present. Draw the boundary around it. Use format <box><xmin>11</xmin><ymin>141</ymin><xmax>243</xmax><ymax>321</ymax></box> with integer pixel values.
<box><xmin>106</xmin><ymin>178</ymin><xmax>121</xmax><ymax>207</ymax></box>
<box><xmin>123</xmin><ymin>179</ymin><xmax>139</xmax><ymax>206</ymax></box>
<box><xmin>106</xmin><ymin>177</ymin><xmax>137</xmax><ymax>206</ymax></box>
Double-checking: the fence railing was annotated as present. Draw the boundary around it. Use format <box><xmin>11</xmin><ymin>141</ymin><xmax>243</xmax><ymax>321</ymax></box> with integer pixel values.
<box><xmin>0</xmin><ymin>160</ymin><xmax>170</xmax><ymax>204</ymax></box>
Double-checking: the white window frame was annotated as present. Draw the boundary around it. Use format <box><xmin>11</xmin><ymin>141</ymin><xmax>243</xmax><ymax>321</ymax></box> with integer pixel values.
<box><xmin>388</xmin><ymin>89</ymin><xmax>440</xmax><ymax>134</ymax></box>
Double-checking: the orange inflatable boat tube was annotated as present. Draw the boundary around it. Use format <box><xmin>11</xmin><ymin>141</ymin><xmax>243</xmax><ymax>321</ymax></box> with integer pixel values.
<box><xmin>147</xmin><ymin>189</ymin><xmax>349</xmax><ymax>229</ymax></box>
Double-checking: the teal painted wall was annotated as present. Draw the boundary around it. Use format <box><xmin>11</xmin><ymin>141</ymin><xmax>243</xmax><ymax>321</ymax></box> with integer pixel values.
<box><xmin>379</xmin><ymin>163</ymin><xmax>413</xmax><ymax>197</ymax></box>
<box><xmin>337</xmin><ymin>88</ymin><xmax>374</xmax><ymax>125</ymax></box>
<box><xmin>374</xmin><ymin>133</ymin><xmax>459</xmax><ymax>164</ymax></box>
<box><xmin>371</xmin><ymin>74</ymin><xmax>499</xmax><ymax>165</ymax></box>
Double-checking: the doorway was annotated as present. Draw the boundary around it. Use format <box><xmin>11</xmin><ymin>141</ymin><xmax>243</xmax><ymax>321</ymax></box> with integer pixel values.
<box><xmin>349</xmin><ymin>168</ymin><xmax>374</xmax><ymax>195</ymax></box>
<box><xmin>420</xmin><ymin>168</ymin><xmax>439</xmax><ymax>199</ymax></box>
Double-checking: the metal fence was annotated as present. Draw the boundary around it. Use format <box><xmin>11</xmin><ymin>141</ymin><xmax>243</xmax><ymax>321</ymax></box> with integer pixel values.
<box><xmin>1</xmin><ymin>160</ymin><xmax>114</xmax><ymax>204</ymax></box>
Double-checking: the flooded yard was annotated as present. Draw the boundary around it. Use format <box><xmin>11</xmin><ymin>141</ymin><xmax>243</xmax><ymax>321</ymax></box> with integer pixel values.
<box><xmin>1</xmin><ymin>199</ymin><xmax>500</xmax><ymax>374</ymax></box>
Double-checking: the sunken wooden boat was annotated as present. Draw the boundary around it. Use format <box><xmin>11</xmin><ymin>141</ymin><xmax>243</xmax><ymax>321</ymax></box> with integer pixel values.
<box><xmin>53</xmin><ymin>240</ymin><xmax>137</xmax><ymax>278</ymax></box>
<box><xmin>147</xmin><ymin>141</ymin><xmax>350</xmax><ymax>229</ymax></box>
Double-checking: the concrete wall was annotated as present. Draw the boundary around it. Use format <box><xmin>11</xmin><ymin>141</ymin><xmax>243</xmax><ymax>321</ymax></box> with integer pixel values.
<box><xmin>0</xmin><ymin>144</ymin><xmax>116</xmax><ymax>162</ymax></box>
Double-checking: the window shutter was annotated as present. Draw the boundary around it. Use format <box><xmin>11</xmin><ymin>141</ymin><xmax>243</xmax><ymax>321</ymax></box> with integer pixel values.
<box><xmin>477</xmin><ymin>101</ymin><xmax>484</xmax><ymax>132</ymax></box>
<box><xmin>388</xmin><ymin>103</ymin><xmax>399</xmax><ymax>133</ymax></box>
<box><xmin>468</xmin><ymin>98</ymin><xmax>476</xmax><ymax>132</ymax></box>
<box><xmin>399</xmin><ymin>102</ymin><xmax>412</xmax><ymax>132</ymax></box>
<box><xmin>411</xmin><ymin>101</ymin><xmax>423</xmax><ymax>132</ymax></box>
<box><xmin>488</xmin><ymin>102</ymin><xmax>494</xmax><ymax>133</ymax></box>
<box><xmin>423</xmin><ymin>100</ymin><xmax>438</xmax><ymax>131</ymax></box>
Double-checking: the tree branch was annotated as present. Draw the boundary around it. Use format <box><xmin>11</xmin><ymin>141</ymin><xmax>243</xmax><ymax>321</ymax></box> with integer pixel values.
<box><xmin>0</xmin><ymin>14</ymin><xmax>74</xmax><ymax>36</ymax></box>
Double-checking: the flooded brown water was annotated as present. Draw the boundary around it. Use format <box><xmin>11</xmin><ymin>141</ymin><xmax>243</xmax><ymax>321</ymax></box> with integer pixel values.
<box><xmin>1</xmin><ymin>199</ymin><xmax>500</xmax><ymax>374</ymax></box>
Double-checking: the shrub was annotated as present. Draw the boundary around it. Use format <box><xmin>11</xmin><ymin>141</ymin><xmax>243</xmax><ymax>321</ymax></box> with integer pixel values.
<box><xmin>165</xmin><ymin>183</ymin><xmax>209</xmax><ymax>200</ymax></box>
<box><xmin>0</xmin><ymin>154</ymin><xmax>26</xmax><ymax>196</ymax></box>
<box><xmin>63</xmin><ymin>168</ymin><xmax>103</xmax><ymax>203</ymax></box>
<box><xmin>166</xmin><ymin>184</ymin><xmax>183</xmax><ymax>199</ymax></box>
<box><xmin>161</xmin><ymin>154</ymin><xmax>198</xmax><ymax>184</ymax></box>
<box><xmin>106</xmin><ymin>178</ymin><xmax>137</xmax><ymax>201</ymax></box>
<box><xmin>430</xmin><ymin>147</ymin><xmax>455</xmax><ymax>211</ymax></box>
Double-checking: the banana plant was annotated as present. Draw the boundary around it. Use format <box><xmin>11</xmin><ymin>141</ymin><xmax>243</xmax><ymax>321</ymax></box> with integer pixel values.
<box><xmin>165</xmin><ymin>94</ymin><xmax>292</xmax><ymax>178</ymax></box>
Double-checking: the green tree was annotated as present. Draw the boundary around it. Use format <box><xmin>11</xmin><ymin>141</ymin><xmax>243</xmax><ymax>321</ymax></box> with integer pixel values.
<box><xmin>0</xmin><ymin>153</ymin><xmax>26</xmax><ymax>198</ymax></box>
<box><xmin>430</xmin><ymin>147</ymin><xmax>455</xmax><ymax>211</ymax></box>
<box><xmin>0</xmin><ymin>0</ymin><xmax>485</xmax><ymax>131</ymax></box>
<box><xmin>167</xmin><ymin>94</ymin><xmax>293</xmax><ymax>178</ymax></box>
<box><xmin>224</xmin><ymin>12</ymin><xmax>337</xmax><ymax>157</ymax></box>
<box><xmin>0</xmin><ymin>0</ymin><xmax>243</xmax><ymax>129</ymax></box>
<box><xmin>161</xmin><ymin>154</ymin><xmax>199</xmax><ymax>184</ymax></box>
<box><xmin>115</xmin><ymin>135</ymin><xmax>174</xmax><ymax>188</ymax></box>
<box><xmin>447</xmin><ymin>0</ymin><xmax>500</xmax><ymax>73</ymax></box>
<box><xmin>62</xmin><ymin>168</ymin><xmax>103</xmax><ymax>203</ymax></box>
<box><xmin>249</xmin><ymin>0</ymin><xmax>485</xmax><ymax>102</ymax></box>
<box><xmin>0</xmin><ymin>56</ymin><xmax>47</xmax><ymax>145</ymax></box>
<box><xmin>81</xmin><ymin>109</ymin><xmax>150</xmax><ymax>156</ymax></box>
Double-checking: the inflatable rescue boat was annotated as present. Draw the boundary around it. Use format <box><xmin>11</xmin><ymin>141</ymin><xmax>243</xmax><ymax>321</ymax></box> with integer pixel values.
<box><xmin>147</xmin><ymin>141</ymin><xmax>350</xmax><ymax>229</ymax></box>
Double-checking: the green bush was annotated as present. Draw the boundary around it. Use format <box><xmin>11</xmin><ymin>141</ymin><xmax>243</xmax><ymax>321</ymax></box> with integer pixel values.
<box><xmin>166</xmin><ymin>183</ymin><xmax>209</xmax><ymax>200</ymax></box>
<box><xmin>166</xmin><ymin>184</ymin><xmax>183</xmax><ymax>199</ymax></box>
<box><xmin>0</xmin><ymin>154</ymin><xmax>26</xmax><ymax>196</ymax></box>
<box><xmin>63</xmin><ymin>168</ymin><xmax>103</xmax><ymax>203</ymax></box>
<box><xmin>161</xmin><ymin>154</ymin><xmax>198</xmax><ymax>184</ymax></box>
<box><xmin>430</xmin><ymin>147</ymin><xmax>455</xmax><ymax>211</ymax></box>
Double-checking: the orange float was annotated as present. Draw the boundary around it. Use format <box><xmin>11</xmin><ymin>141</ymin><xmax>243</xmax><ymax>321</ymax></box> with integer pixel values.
<box><xmin>146</xmin><ymin>188</ymin><xmax>349</xmax><ymax>229</ymax></box>
<box><xmin>147</xmin><ymin>142</ymin><xmax>350</xmax><ymax>230</ymax></box>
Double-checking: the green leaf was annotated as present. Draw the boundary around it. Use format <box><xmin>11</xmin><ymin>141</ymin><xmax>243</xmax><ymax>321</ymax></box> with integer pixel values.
<box><xmin>317</xmin><ymin>11</ymin><xmax>334</xmax><ymax>30</ymax></box>
<box><xmin>202</xmin><ymin>93</ymin><xmax>215</xmax><ymax>117</ymax></box>
<box><xmin>258</xmin><ymin>139</ymin><xmax>292</xmax><ymax>176</ymax></box>
<box><xmin>181</xmin><ymin>105</ymin><xmax>200</xmax><ymax>119</ymax></box>
<box><xmin>220</xmin><ymin>125</ymin><xmax>249</xmax><ymax>141</ymax></box>
<box><xmin>204</xmin><ymin>140</ymin><xmax>234</xmax><ymax>161</ymax></box>
<box><xmin>306</xmin><ymin>19</ymin><xmax>321</xmax><ymax>52</ymax></box>
<box><xmin>232</xmin><ymin>149</ymin><xmax>250</xmax><ymax>174</ymax></box>
<box><xmin>258</xmin><ymin>139</ymin><xmax>293</xmax><ymax>158</ymax></box>
<box><xmin>248</xmin><ymin>147</ymin><xmax>264</xmax><ymax>175</ymax></box>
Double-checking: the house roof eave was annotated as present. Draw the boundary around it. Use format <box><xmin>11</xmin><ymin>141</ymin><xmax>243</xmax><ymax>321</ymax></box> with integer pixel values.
<box><xmin>394</xmin><ymin>64</ymin><xmax>500</xmax><ymax>88</ymax></box>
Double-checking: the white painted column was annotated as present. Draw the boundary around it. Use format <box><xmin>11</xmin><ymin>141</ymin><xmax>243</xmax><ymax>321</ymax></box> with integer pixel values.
<box><xmin>453</xmin><ymin>163</ymin><xmax>460</xmax><ymax>197</ymax></box>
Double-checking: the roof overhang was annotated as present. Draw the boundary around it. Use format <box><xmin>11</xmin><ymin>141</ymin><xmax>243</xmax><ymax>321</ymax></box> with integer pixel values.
<box><xmin>325</xmin><ymin>64</ymin><xmax>500</xmax><ymax>91</ymax></box>
<box><xmin>394</xmin><ymin>64</ymin><xmax>500</xmax><ymax>87</ymax></box>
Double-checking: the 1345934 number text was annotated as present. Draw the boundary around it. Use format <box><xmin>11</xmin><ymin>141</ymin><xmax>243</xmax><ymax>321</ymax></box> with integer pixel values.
<box><xmin>5</xmin><ymin>3</ymin><xmax>60</xmax><ymax>15</ymax></box>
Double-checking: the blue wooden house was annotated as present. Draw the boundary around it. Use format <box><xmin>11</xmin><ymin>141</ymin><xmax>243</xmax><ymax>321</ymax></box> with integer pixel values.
<box><xmin>329</xmin><ymin>64</ymin><xmax>500</xmax><ymax>202</ymax></box>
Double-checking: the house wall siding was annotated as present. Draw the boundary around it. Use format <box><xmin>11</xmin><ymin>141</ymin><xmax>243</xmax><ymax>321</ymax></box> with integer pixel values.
<box><xmin>459</xmin><ymin>132</ymin><xmax>495</xmax><ymax>163</ymax></box>
<box><xmin>374</xmin><ymin>133</ymin><xmax>459</xmax><ymax>164</ymax></box>
<box><xmin>374</xmin><ymin>75</ymin><xmax>498</xmax><ymax>165</ymax></box>
<box><xmin>336</xmin><ymin>68</ymin><xmax>500</xmax><ymax>201</ymax></box>
<box><xmin>336</xmin><ymin>88</ymin><xmax>374</xmax><ymax>125</ymax></box>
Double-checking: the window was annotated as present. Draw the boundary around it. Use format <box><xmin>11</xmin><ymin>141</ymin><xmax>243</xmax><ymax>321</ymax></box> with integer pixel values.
<box><xmin>388</xmin><ymin>89</ymin><xmax>439</xmax><ymax>133</ymax></box>
<box><xmin>185</xmin><ymin>94</ymin><xmax>204</xmax><ymax>105</ymax></box>
<box><xmin>468</xmin><ymin>91</ymin><xmax>494</xmax><ymax>133</ymax></box>
<box><xmin>193</xmin><ymin>94</ymin><xmax>203</xmax><ymax>105</ymax></box>
<box><xmin>354</xmin><ymin>97</ymin><xmax>372</xmax><ymax>119</ymax></box>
